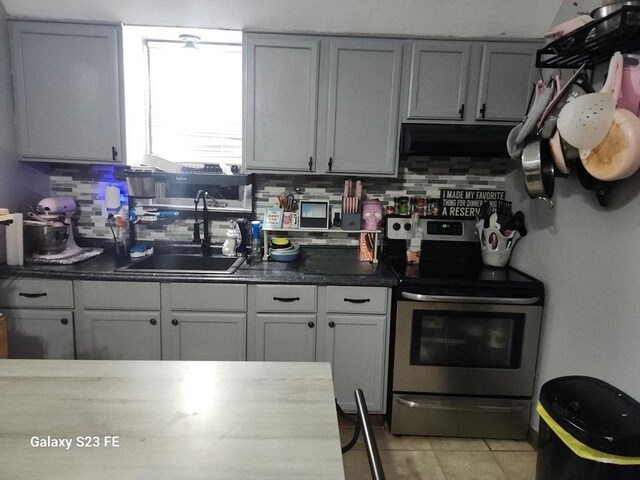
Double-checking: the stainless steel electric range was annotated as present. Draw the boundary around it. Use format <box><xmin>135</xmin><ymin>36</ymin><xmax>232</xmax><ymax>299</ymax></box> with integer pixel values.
<box><xmin>384</xmin><ymin>216</ymin><xmax>545</xmax><ymax>439</ymax></box>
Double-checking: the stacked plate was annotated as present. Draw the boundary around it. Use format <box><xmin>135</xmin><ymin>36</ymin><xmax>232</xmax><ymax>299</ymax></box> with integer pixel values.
<box><xmin>269</xmin><ymin>238</ymin><xmax>300</xmax><ymax>262</ymax></box>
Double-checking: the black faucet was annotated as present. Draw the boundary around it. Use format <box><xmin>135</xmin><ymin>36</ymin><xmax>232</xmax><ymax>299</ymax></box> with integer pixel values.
<box><xmin>193</xmin><ymin>190</ymin><xmax>212</xmax><ymax>256</ymax></box>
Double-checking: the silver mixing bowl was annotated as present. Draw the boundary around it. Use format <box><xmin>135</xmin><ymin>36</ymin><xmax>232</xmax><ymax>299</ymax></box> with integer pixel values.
<box><xmin>24</xmin><ymin>223</ymin><xmax>69</xmax><ymax>254</ymax></box>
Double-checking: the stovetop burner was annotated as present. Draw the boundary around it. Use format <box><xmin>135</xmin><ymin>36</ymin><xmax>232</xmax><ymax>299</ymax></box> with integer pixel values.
<box><xmin>383</xmin><ymin>218</ymin><xmax>544</xmax><ymax>298</ymax></box>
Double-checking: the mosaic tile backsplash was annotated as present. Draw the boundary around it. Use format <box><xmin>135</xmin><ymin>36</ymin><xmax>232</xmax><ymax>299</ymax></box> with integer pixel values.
<box><xmin>49</xmin><ymin>156</ymin><xmax>508</xmax><ymax>247</ymax></box>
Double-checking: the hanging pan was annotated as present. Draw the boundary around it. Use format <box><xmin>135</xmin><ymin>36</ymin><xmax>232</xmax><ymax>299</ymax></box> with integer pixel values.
<box><xmin>521</xmin><ymin>135</ymin><xmax>555</xmax><ymax>207</ymax></box>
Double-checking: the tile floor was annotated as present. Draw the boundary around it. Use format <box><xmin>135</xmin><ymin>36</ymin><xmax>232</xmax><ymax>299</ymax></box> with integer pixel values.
<box><xmin>340</xmin><ymin>416</ymin><xmax>537</xmax><ymax>480</ymax></box>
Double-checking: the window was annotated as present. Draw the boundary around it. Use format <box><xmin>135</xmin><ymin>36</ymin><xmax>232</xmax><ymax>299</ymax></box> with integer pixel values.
<box><xmin>146</xmin><ymin>34</ymin><xmax>242</xmax><ymax>167</ymax></box>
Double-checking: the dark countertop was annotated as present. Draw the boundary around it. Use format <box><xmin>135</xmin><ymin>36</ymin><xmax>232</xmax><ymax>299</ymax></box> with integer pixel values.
<box><xmin>0</xmin><ymin>245</ymin><xmax>398</xmax><ymax>287</ymax></box>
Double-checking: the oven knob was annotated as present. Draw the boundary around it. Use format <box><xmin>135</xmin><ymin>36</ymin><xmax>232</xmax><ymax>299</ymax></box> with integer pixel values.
<box><xmin>404</xmin><ymin>223</ymin><xmax>412</xmax><ymax>232</ymax></box>
<box><xmin>392</xmin><ymin>222</ymin><xmax>401</xmax><ymax>231</ymax></box>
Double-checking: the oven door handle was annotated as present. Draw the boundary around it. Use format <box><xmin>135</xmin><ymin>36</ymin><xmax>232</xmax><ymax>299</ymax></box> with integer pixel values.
<box><xmin>400</xmin><ymin>292</ymin><xmax>540</xmax><ymax>305</ymax></box>
<box><xmin>395</xmin><ymin>396</ymin><xmax>527</xmax><ymax>414</ymax></box>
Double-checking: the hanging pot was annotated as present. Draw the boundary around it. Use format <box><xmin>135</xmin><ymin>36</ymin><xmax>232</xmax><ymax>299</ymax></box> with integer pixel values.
<box><xmin>521</xmin><ymin>136</ymin><xmax>555</xmax><ymax>207</ymax></box>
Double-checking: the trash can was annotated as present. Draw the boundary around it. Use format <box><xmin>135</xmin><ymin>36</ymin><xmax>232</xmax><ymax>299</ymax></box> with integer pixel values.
<box><xmin>536</xmin><ymin>376</ymin><xmax>640</xmax><ymax>480</ymax></box>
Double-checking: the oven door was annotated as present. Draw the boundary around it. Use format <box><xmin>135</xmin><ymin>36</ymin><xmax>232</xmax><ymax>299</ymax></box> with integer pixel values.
<box><xmin>393</xmin><ymin>296</ymin><xmax>543</xmax><ymax>397</ymax></box>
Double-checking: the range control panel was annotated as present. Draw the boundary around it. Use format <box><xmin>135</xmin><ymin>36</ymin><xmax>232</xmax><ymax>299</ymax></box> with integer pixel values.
<box><xmin>385</xmin><ymin>216</ymin><xmax>477</xmax><ymax>242</ymax></box>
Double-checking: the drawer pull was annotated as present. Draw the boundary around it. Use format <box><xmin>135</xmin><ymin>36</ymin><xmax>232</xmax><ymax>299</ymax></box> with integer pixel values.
<box><xmin>344</xmin><ymin>298</ymin><xmax>370</xmax><ymax>304</ymax></box>
<box><xmin>60</xmin><ymin>318</ymin><xmax>69</xmax><ymax>325</ymax></box>
<box><xmin>149</xmin><ymin>318</ymin><xmax>157</xmax><ymax>326</ymax></box>
<box><xmin>18</xmin><ymin>292</ymin><xmax>47</xmax><ymax>298</ymax></box>
<box><xmin>273</xmin><ymin>296</ymin><xmax>300</xmax><ymax>303</ymax></box>
<box><xmin>171</xmin><ymin>319</ymin><xmax>179</xmax><ymax>326</ymax></box>
<box><xmin>307</xmin><ymin>321</ymin><xmax>315</xmax><ymax>328</ymax></box>
<box><xmin>328</xmin><ymin>321</ymin><xmax>335</xmax><ymax>328</ymax></box>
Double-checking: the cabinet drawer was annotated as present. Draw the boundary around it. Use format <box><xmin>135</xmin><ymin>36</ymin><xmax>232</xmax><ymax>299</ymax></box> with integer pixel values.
<box><xmin>255</xmin><ymin>285</ymin><xmax>317</xmax><ymax>312</ymax></box>
<box><xmin>76</xmin><ymin>281</ymin><xmax>160</xmax><ymax>310</ymax></box>
<box><xmin>325</xmin><ymin>286</ymin><xmax>387</xmax><ymax>314</ymax></box>
<box><xmin>167</xmin><ymin>283</ymin><xmax>247</xmax><ymax>312</ymax></box>
<box><xmin>0</xmin><ymin>279</ymin><xmax>73</xmax><ymax>308</ymax></box>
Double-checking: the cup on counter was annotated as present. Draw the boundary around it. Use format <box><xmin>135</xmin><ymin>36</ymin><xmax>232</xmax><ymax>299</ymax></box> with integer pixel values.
<box><xmin>290</xmin><ymin>213</ymin><xmax>299</xmax><ymax>228</ymax></box>
<box><xmin>283</xmin><ymin>211</ymin><xmax>292</xmax><ymax>228</ymax></box>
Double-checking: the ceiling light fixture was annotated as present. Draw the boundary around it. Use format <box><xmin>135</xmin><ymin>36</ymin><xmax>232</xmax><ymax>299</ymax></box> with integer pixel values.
<box><xmin>179</xmin><ymin>34</ymin><xmax>201</xmax><ymax>49</ymax></box>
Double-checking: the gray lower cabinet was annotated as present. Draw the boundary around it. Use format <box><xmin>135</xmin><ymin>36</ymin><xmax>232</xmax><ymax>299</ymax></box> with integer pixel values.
<box><xmin>243</xmin><ymin>33</ymin><xmax>402</xmax><ymax>177</ymax></box>
<box><xmin>402</xmin><ymin>39</ymin><xmax>539</xmax><ymax>124</ymax></box>
<box><xmin>0</xmin><ymin>279</ymin><xmax>75</xmax><ymax>359</ymax></box>
<box><xmin>161</xmin><ymin>283</ymin><xmax>247</xmax><ymax>361</ymax></box>
<box><xmin>74</xmin><ymin>281</ymin><xmax>161</xmax><ymax>360</ymax></box>
<box><xmin>248</xmin><ymin>284</ymin><xmax>390</xmax><ymax>413</ymax></box>
<box><xmin>9</xmin><ymin>21</ymin><xmax>125</xmax><ymax>163</ymax></box>
<box><xmin>2</xmin><ymin>309</ymin><xmax>75</xmax><ymax>359</ymax></box>
<box><xmin>248</xmin><ymin>284</ymin><xmax>317</xmax><ymax>361</ymax></box>
<box><xmin>319</xmin><ymin>286</ymin><xmax>390</xmax><ymax>413</ymax></box>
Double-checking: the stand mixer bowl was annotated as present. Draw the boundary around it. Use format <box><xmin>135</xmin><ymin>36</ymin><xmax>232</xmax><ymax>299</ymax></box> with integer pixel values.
<box><xmin>24</xmin><ymin>223</ymin><xmax>69</xmax><ymax>254</ymax></box>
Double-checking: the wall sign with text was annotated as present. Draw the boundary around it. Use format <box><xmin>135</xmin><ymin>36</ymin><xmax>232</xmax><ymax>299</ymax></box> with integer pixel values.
<box><xmin>439</xmin><ymin>189</ymin><xmax>507</xmax><ymax>218</ymax></box>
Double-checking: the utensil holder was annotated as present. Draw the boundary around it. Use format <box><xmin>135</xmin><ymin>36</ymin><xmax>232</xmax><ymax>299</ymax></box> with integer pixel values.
<box><xmin>342</xmin><ymin>212</ymin><xmax>361</xmax><ymax>231</ymax></box>
<box><xmin>476</xmin><ymin>222</ymin><xmax>521</xmax><ymax>268</ymax></box>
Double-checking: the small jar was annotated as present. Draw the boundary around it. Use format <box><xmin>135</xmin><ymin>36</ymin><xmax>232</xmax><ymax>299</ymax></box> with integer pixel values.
<box><xmin>416</xmin><ymin>197</ymin><xmax>426</xmax><ymax>216</ymax></box>
<box><xmin>397</xmin><ymin>196</ymin><xmax>410</xmax><ymax>215</ymax></box>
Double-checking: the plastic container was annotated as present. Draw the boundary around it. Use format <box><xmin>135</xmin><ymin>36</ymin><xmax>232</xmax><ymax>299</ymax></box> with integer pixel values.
<box><xmin>476</xmin><ymin>222</ymin><xmax>521</xmax><ymax>268</ymax></box>
<box><xmin>536</xmin><ymin>376</ymin><xmax>640</xmax><ymax>480</ymax></box>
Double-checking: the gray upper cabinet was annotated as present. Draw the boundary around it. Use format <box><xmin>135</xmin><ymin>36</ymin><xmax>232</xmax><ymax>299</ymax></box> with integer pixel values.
<box><xmin>402</xmin><ymin>40</ymin><xmax>539</xmax><ymax>124</ymax></box>
<box><xmin>244</xmin><ymin>34</ymin><xmax>320</xmax><ymax>173</ymax></box>
<box><xmin>324</xmin><ymin>38</ymin><xmax>403</xmax><ymax>175</ymax></box>
<box><xmin>475</xmin><ymin>43</ymin><xmax>538</xmax><ymax>122</ymax></box>
<box><xmin>406</xmin><ymin>41</ymin><xmax>471</xmax><ymax>121</ymax></box>
<box><xmin>244</xmin><ymin>33</ymin><xmax>402</xmax><ymax>176</ymax></box>
<box><xmin>9</xmin><ymin>21</ymin><xmax>125</xmax><ymax>163</ymax></box>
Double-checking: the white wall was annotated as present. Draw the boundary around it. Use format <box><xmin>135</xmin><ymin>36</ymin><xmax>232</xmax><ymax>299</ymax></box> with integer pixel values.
<box><xmin>0</xmin><ymin>0</ymin><xmax>50</xmax><ymax>262</ymax></box>
<box><xmin>507</xmin><ymin>168</ymin><xmax>640</xmax><ymax>430</ymax></box>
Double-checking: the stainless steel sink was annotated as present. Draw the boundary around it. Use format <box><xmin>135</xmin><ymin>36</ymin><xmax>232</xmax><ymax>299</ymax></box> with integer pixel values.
<box><xmin>119</xmin><ymin>254</ymin><xmax>245</xmax><ymax>274</ymax></box>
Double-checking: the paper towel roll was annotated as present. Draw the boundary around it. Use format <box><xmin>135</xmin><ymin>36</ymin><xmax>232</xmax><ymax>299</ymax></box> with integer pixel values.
<box><xmin>105</xmin><ymin>185</ymin><xmax>121</xmax><ymax>210</ymax></box>
<box><xmin>6</xmin><ymin>213</ymin><xmax>23</xmax><ymax>266</ymax></box>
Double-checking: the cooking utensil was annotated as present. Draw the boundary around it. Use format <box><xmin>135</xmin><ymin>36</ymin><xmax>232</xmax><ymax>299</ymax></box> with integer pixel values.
<box><xmin>619</xmin><ymin>54</ymin><xmax>640</xmax><ymax>115</ymax></box>
<box><xmin>591</xmin><ymin>1</ymin><xmax>640</xmax><ymax>36</ymax></box>
<box><xmin>515</xmin><ymin>80</ymin><xmax>555</xmax><ymax>147</ymax></box>
<box><xmin>580</xmin><ymin>52</ymin><xmax>640</xmax><ymax>181</ymax></box>
<box><xmin>504</xmin><ymin>211</ymin><xmax>527</xmax><ymax>237</ymax></box>
<box><xmin>574</xmin><ymin>154</ymin><xmax>613</xmax><ymax>206</ymax></box>
<box><xmin>507</xmin><ymin>81</ymin><xmax>544</xmax><ymax>159</ymax></box>
<box><xmin>521</xmin><ymin>136</ymin><xmax>555</xmax><ymax>207</ymax></box>
<box><xmin>544</xmin><ymin>15</ymin><xmax>593</xmax><ymax>39</ymax></box>
<box><xmin>558</xmin><ymin>53</ymin><xmax>623</xmax><ymax>150</ymax></box>
<box><xmin>538</xmin><ymin>65</ymin><xmax>589</xmax><ymax>135</ymax></box>
<box><xmin>581</xmin><ymin>109</ymin><xmax>640</xmax><ymax>180</ymax></box>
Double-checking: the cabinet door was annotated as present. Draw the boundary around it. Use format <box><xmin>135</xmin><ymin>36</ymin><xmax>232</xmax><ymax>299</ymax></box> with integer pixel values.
<box><xmin>10</xmin><ymin>21</ymin><xmax>124</xmax><ymax>162</ymax></box>
<box><xmin>475</xmin><ymin>43</ymin><xmax>537</xmax><ymax>122</ymax></box>
<box><xmin>76</xmin><ymin>310</ymin><xmax>161</xmax><ymax>360</ymax></box>
<box><xmin>325</xmin><ymin>38</ymin><xmax>403</xmax><ymax>175</ymax></box>
<box><xmin>244</xmin><ymin>34</ymin><xmax>320</xmax><ymax>172</ymax></box>
<box><xmin>4</xmin><ymin>309</ymin><xmax>74</xmax><ymax>359</ymax></box>
<box><xmin>163</xmin><ymin>312</ymin><xmax>246</xmax><ymax>361</ymax></box>
<box><xmin>253</xmin><ymin>313</ymin><xmax>317</xmax><ymax>362</ymax></box>
<box><xmin>322</xmin><ymin>314</ymin><xmax>386</xmax><ymax>413</ymax></box>
<box><xmin>406</xmin><ymin>41</ymin><xmax>471</xmax><ymax>121</ymax></box>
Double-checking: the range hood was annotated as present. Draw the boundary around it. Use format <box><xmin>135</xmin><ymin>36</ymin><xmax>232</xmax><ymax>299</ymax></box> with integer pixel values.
<box><xmin>399</xmin><ymin>123</ymin><xmax>512</xmax><ymax>157</ymax></box>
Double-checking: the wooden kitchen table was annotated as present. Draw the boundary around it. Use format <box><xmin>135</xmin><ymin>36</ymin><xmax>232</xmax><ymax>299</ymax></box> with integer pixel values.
<box><xmin>0</xmin><ymin>360</ymin><xmax>345</xmax><ymax>480</ymax></box>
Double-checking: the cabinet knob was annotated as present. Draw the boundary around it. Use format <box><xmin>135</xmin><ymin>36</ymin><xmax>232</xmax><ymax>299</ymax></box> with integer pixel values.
<box><xmin>112</xmin><ymin>146</ymin><xmax>118</xmax><ymax>161</ymax></box>
<box><xmin>172</xmin><ymin>319</ymin><xmax>179</xmax><ymax>326</ymax></box>
<box><xmin>328</xmin><ymin>157</ymin><xmax>333</xmax><ymax>172</ymax></box>
<box><xmin>149</xmin><ymin>318</ymin><xmax>157</xmax><ymax>326</ymax></box>
<box><xmin>328</xmin><ymin>321</ymin><xmax>335</xmax><ymax>328</ymax></box>
<box><xmin>308</xmin><ymin>156</ymin><xmax>313</xmax><ymax>171</ymax></box>
<box><xmin>480</xmin><ymin>103</ymin><xmax>486</xmax><ymax>119</ymax></box>
<box><xmin>307</xmin><ymin>321</ymin><xmax>315</xmax><ymax>328</ymax></box>
<box><xmin>458</xmin><ymin>103</ymin><xmax>465</xmax><ymax>119</ymax></box>
<box><xmin>60</xmin><ymin>318</ymin><xmax>69</xmax><ymax>325</ymax></box>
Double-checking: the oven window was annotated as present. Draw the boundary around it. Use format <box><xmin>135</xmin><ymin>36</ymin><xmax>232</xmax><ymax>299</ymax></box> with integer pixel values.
<box><xmin>410</xmin><ymin>310</ymin><xmax>524</xmax><ymax>369</ymax></box>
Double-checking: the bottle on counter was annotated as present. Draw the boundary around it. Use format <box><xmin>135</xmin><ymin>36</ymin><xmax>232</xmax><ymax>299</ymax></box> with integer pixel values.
<box><xmin>250</xmin><ymin>221</ymin><xmax>262</xmax><ymax>262</ymax></box>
